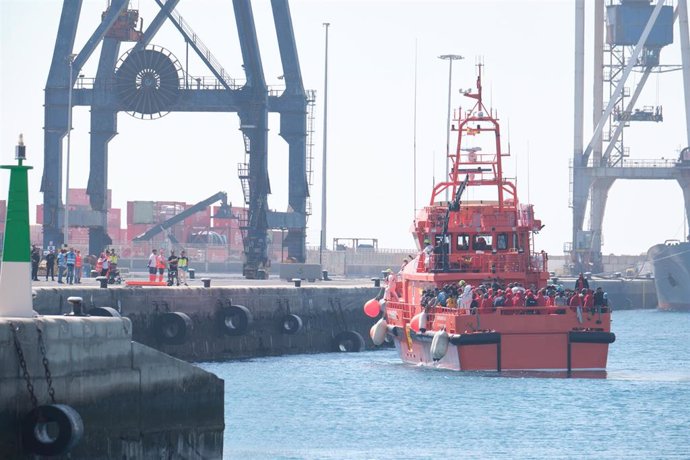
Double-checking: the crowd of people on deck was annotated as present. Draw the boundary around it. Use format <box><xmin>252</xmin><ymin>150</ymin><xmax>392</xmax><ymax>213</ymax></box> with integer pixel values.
<box><xmin>384</xmin><ymin>265</ymin><xmax>609</xmax><ymax>315</ymax></box>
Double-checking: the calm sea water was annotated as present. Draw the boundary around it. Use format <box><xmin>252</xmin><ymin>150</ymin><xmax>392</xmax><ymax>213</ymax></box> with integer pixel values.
<box><xmin>199</xmin><ymin>310</ymin><xmax>690</xmax><ymax>459</ymax></box>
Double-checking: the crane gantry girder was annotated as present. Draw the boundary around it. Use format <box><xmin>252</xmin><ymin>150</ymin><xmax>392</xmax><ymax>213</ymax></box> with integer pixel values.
<box><xmin>570</xmin><ymin>0</ymin><xmax>690</xmax><ymax>274</ymax></box>
<box><xmin>42</xmin><ymin>0</ymin><xmax>311</xmax><ymax>278</ymax></box>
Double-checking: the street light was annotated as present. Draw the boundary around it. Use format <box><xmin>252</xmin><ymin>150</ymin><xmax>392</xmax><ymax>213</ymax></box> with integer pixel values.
<box><xmin>320</xmin><ymin>22</ymin><xmax>330</xmax><ymax>266</ymax></box>
<box><xmin>438</xmin><ymin>54</ymin><xmax>464</xmax><ymax>201</ymax></box>
<box><xmin>64</xmin><ymin>53</ymin><xmax>77</xmax><ymax>246</ymax></box>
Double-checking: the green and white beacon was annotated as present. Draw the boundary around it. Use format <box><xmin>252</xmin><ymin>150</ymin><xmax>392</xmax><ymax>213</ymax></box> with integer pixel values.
<box><xmin>0</xmin><ymin>134</ymin><xmax>35</xmax><ymax>317</ymax></box>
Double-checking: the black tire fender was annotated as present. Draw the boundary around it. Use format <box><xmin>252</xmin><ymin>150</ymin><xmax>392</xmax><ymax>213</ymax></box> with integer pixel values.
<box><xmin>22</xmin><ymin>404</ymin><xmax>83</xmax><ymax>456</ymax></box>
<box><xmin>281</xmin><ymin>313</ymin><xmax>303</xmax><ymax>334</ymax></box>
<box><xmin>154</xmin><ymin>312</ymin><xmax>192</xmax><ymax>345</ymax></box>
<box><xmin>87</xmin><ymin>306</ymin><xmax>121</xmax><ymax>317</ymax></box>
<box><xmin>333</xmin><ymin>330</ymin><xmax>365</xmax><ymax>352</ymax></box>
<box><xmin>218</xmin><ymin>305</ymin><xmax>253</xmax><ymax>336</ymax></box>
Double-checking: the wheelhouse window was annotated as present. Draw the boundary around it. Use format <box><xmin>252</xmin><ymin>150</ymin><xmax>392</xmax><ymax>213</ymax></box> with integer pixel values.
<box><xmin>497</xmin><ymin>233</ymin><xmax>508</xmax><ymax>250</ymax></box>
<box><xmin>456</xmin><ymin>234</ymin><xmax>470</xmax><ymax>251</ymax></box>
<box><xmin>473</xmin><ymin>234</ymin><xmax>493</xmax><ymax>250</ymax></box>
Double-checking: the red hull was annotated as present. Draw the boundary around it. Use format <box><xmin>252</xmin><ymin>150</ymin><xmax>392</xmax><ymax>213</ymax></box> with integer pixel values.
<box><xmin>385</xmin><ymin>304</ymin><xmax>613</xmax><ymax>372</ymax></box>
<box><xmin>392</xmin><ymin>328</ymin><xmax>610</xmax><ymax>372</ymax></box>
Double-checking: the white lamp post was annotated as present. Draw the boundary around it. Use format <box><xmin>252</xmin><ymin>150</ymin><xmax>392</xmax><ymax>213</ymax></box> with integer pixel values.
<box><xmin>64</xmin><ymin>53</ymin><xmax>77</xmax><ymax>246</ymax></box>
<box><xmin>320</xmin><ymin>23</ymin><xmax>330</xmax><ymax>265</ymax></box>
<box><xmin>438</xmin><ymin>54</ymin><xmax>464</xmax><ymax>201</ymax></box>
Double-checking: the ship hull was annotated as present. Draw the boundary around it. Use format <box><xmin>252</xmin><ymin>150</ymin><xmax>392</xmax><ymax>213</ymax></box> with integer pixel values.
<box><xmin>385</xmin><ymin>305</ymin><xmax>613</xmax><ymax>373</ymax></box>
<box><xmin>648</xmin><ymin>242</ymin><xmax>690</xmax><ymax>311</ymax></box>
<box><xmin>392</xmin><ymin>328</ymin><xmax>611</xmax><ymax>372</ymax></box>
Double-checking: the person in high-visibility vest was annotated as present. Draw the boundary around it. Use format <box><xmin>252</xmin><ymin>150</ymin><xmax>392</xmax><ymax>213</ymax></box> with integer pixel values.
<box><xmin>178</xmin><ymin>249</ymin><xmax>189</xmax><ymax>286</ymax></box>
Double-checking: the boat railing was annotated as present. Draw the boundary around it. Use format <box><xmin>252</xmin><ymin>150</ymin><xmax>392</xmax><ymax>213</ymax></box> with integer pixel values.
<box><xmin>387</xmin><ymin>301</ymin><xmax>610</xmax><ymax>322</ymax></box>
<box><xmin>424</xmin><ymin>251</ymin><xmax>547</xmax><ymax>274</ymax></box>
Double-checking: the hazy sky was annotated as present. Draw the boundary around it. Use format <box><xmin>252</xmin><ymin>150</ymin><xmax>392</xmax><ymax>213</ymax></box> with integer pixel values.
<box><xmin>1</xmin><ymin>0</ymin><xmax>688</xmax><ymax>257</ymax></box>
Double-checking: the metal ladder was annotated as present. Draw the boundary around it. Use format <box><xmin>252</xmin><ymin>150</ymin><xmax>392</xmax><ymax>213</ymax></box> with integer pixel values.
<box><xmin>155</xmin><ymin>0</ymin><xmax>237</xmax><ymax>90</ymax></box>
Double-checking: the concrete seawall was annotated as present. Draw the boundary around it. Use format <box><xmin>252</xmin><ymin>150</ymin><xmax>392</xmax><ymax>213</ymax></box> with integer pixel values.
<box><xmin>33</xmin><ymin>285</ymin><xmax>381</xmax><ymax>362</ymax></box>
<box><xmin>0</xmin><ymin>316</ymin><xmax>224</xmax><ymax>458</ymax></box>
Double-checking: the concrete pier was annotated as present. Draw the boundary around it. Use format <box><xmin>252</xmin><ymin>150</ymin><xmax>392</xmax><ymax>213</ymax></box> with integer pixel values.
<box><xmin>32</xmin><ymin>285</ymin><xmax>381</xmax><ymax>362</ymax></box>
<box><xmin>0</xmin><ymin>316</ymin><xmax>224</xmax><ymax>458</ymax></box>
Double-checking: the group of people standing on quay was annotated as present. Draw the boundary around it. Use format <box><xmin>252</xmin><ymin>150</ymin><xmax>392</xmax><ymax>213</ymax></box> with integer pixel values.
<box><xmin>29</xmin><ymin>245</ymin><xmax>191</xmax><ymax>286</ymax></box>
<box><xmin>95</xmin><ymin>249</ymin><xmax>121</xmax><ymax>283</ymax></box>
<box><xmin>31</xmin><ymin>245</ymin><xmax>83</xmax><ymax>285</ymax></box>
<box><xmin>147</xmin><ymin>248</ymin><xmax>189</xmax><ymax>285</ymax></box>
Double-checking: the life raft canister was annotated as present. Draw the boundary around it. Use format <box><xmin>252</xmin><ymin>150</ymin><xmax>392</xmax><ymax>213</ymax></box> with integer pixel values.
<box><xmin>22</xmin><ymin>404</ymin><xmax>84</xmax><ymax>456</ymax></box>
<box><xmin>430</xmin><ymin>328</ymin><xmax>450</xmax><ymax>361</ymax></box>
<box><xmin>369</xmin><ymin>318</ymin><xmax>388</xmax><ymax>346</ymax></box>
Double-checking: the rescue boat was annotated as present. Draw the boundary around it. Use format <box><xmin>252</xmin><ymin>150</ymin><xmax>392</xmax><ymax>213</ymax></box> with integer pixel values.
<box><xmin>367</xmin><ymin>66</ymin><xmax>614</xmax><ymax>373</ymax></box>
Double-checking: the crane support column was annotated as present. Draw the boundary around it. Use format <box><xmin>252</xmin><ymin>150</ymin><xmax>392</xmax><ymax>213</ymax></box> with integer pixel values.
<box><xmin>589</xmin><ymin>178</ymin><xmax>615</xmax><ymax>271</ymax></box>
<box><xmin>41</xmin><ymin>0</ymin><xmax>83</xmax><ymax>249</ymax></box>
<box><xmin>234</xmin><ymin>0</ymin><xmax>271</xmax><ymax>278</ymax></box>
<box><xmin>87</xmin><ymin>37</ymin><xmax>120</xmax><ymax>255</ymax></box>
<box><xmin>272</xmin><ymin>0</ymin><xmax>308</xmax><ymax>263</ymax></box>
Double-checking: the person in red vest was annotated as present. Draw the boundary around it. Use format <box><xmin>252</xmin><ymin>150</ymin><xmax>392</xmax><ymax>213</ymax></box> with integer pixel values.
<box><xmin>535</xmin><ymin>289</ymin><xmax>548</xmax><ymax>307</ymax></box>
<box><xmin>480</xmin><ymin>293</ymin><xmax>493</xmax><ymax>311</ymax></box>
<box><xmin>570</xmin><ymin>289</ymin><xmax>585</xmax><ymax>322</ymax></box>
<box><xmin>75</xmin><ymin>250</ymin><xmax>82</xmax><ymax>284</ymax></box>
<box><xmin>513</xmin><ymin>290</ymin><xmax>526</xmax><ymax>307</ymax></box>
<box><xmin>583</xmin><ymin>289</ymin><xmax>594</xmax><ymax>313</ymax></box>
<box><xmin>156</xmin><ymin>248</ymin><xmax>167</xmax><ymax>283</ymax></box>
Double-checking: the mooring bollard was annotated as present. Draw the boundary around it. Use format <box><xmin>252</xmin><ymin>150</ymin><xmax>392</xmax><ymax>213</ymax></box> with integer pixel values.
<box><xmin>371</xmin><ymin>277</ymin><xmax>381</xmax><ymax>287</ymax></box>
<box><xmin>322</xmin><ymin>270</ymin><xmax>330</xmax><ymax>281</ymax></box>
<box><xmin>201</xmin><ymin>278</ymin><xmax>211</xmax><ymax>288</ymax></box>
<box><xmin>96</xmin><ymin>276</ymin><xmax>108</xmax><ymax>289</ymax></box>
<box><xmin>67</xmin><ymin>296</ymin><xmax>86</xmax><ymax>316</ymax></box>
<box><xmin>188</xmin><ymin>268</ymin><xmax>195</xmax><ymax>279</ymax></box>
<box><xmin>292</xmin><ymin>278</ymin><xmax>302</xmax><ymax>287</ymax></box>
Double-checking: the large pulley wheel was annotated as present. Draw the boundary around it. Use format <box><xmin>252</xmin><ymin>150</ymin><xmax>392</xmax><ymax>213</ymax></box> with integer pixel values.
<box><xmin>115</xmin><ymin>45</ymin><xmax>182</xmax><ymax>119</ymax></box>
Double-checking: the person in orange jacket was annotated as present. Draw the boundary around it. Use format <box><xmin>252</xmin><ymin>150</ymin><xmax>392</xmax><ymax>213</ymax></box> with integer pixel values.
<box><xmin>74</xmin><ymin>250</ymin><xmax>83</xmax><ymax>284</ymax></box>
<box><xmin>156</xmin><ymin>248</ymin><xmax>167</xmax><ymax>283</ymax></box>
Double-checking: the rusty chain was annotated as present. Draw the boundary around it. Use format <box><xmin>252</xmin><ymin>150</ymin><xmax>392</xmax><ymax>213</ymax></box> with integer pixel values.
<box><xmin>9</xmin><ymin>322</ymin><xmax>38</xmax><ymax>410</ymax></box>
<box><xmin>36</xmin><ymin>324</ymin><xmax>56</xmax><ymax>404</ymax></box>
